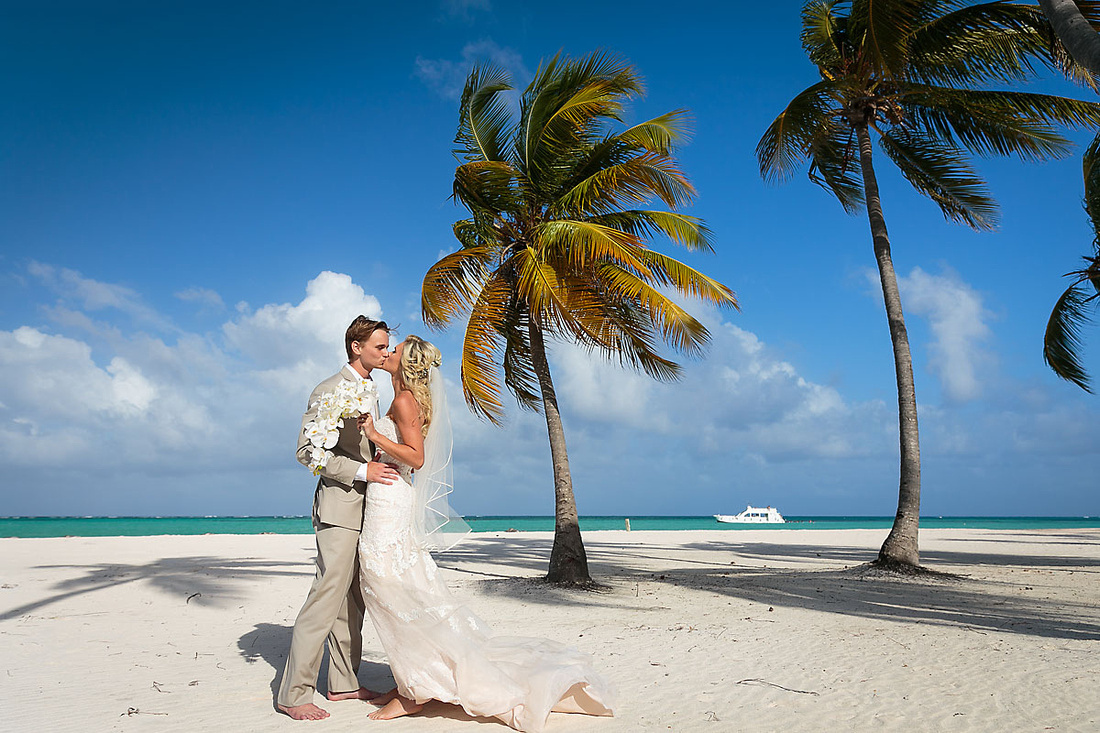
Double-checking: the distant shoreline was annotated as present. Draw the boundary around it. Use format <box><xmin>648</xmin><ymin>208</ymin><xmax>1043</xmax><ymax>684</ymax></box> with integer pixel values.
<box><xmin>2</xmin><ymin>514</ymin><xmax>1099</xmax><ymax>537</ymax></box>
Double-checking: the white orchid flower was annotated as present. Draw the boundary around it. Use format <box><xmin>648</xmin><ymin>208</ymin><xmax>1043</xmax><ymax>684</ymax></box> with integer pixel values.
<box><xmin>304</xmin><ymin>420</ymin><xmax>327</xmax><ymax>448</ymax></box>
<box><xmin>308</xmin><ymin>446</ymin><xmax>332</xmax><ymax>475</ymax></box>
<box><xmin>323</xmin><ymin>429</ymin><xmax>339</xmax><ymax>450</ymax></box>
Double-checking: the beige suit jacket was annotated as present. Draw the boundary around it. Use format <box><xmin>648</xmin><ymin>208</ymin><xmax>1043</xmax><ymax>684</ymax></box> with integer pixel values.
<box><xmin>296</xmin><ymin>365</ymin><xmax>378</xmax><ymax>531</ymax></box>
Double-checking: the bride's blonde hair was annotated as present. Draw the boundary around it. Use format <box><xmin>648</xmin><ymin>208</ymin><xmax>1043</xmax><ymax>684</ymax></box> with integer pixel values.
<box><xmin>399</xmin><ymin>335</ymin><xmax>442</xmax><ymax>437</ymax></box>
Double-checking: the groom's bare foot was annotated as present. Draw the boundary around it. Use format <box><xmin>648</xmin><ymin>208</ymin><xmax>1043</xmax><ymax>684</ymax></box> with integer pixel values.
<box><xmin>367</xmin><ymin>694</ymin><xmax>424</xmax><ymax>720</ymax></box>
<box><xmin>278</xmin><ymin>702</ymin><xmax>330</xmax><ymax>720</ymax></box>
<box><xmin>327</xmin><ymin>686</ymin><xmax>383</xmax><ymax>702</ymax></box>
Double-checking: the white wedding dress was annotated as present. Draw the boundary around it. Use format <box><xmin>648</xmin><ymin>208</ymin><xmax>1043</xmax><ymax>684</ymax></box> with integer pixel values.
<box><xmin>358</xmin><ymin>416</ymin><xmax>614</xmax><ymax>732</ymax></box>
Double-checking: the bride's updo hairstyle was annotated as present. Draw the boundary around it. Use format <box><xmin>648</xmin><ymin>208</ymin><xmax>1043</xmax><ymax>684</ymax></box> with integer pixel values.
<box><xmin>399</xmin><ymin>335</ymin><xmax>442</xmax><ymax>437</ymax></box>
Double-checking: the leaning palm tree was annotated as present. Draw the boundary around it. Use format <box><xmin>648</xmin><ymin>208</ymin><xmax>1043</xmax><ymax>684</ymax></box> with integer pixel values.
<box><xmin>758</xmin><ymin>0</ymin><xmax>1100</xmax><ymax>570</ymax></box>
<box><xmin>422</xmin><ymin>51</ymin><xmax>738</xmax><ymax>584</ymax></box>
<box><xmin>1045</xmin><ymin>130</ymin><xmax>1100</xmax><ymax>391</ymax></box>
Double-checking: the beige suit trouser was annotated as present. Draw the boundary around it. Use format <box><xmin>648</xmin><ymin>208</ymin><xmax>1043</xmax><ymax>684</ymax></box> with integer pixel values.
<box><xmin>277</xmin><ymin>521</ymin><xmax>365</xmax><ymax>707</ymax></box>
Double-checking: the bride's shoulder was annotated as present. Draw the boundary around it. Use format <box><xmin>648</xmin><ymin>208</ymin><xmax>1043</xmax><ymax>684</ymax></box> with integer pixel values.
<box><xmin>390</xmin><ymin>390</ymin><xmax>423</xmax><ymax>425</ymax></box>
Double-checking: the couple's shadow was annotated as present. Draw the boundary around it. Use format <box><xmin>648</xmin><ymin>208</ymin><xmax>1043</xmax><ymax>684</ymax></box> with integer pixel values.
<box><xmin>238</xmin><ymin>623</ymin><xmax>488</xmax><ymax>726</ymax></box>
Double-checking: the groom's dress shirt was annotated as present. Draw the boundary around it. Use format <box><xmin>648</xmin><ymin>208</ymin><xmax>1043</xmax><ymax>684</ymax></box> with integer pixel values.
<box><xmin>349</xmin><ymin>368</ymin><xmax>377</xmax><ymax>484</ymax></box>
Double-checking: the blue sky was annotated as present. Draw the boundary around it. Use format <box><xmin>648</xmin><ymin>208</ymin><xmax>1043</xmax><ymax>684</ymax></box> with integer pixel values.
<box><xmin>1</xmin><ymin>0</ymin><xmax>1098</xmax><ymax>518</ymax></box>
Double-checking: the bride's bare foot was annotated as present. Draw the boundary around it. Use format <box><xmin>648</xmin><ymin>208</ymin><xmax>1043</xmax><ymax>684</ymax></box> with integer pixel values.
<box><xmin>367</xmin><ymin>688</ymin><xmax>399</xmax><ymax>707</ymax></box>
<box><xmin>278</xmin><ymin>702</ymin><xmax>330</xmax><ymax>720</ymax></box>
<box><xmin>327</xmin><ymin>686</ymin><xmax>383</xmax><ymax>702</ymax></box>
<box><xmin>366</xmin><ymin>694</ymin><xmax>424</xmax><ymax>720</ymax></box>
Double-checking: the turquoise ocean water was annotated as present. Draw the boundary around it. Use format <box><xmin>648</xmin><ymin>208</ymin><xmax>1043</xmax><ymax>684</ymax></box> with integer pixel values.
<box><xmin>1</xmin><ymin>515</ymin><xmax>1098</xmax><ymax>538</ymax></box>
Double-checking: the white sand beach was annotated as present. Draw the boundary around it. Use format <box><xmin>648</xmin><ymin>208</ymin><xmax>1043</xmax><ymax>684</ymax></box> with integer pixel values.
<box><xmin>1</xmin><ymin>528</ymin><xmax>1098</xmax><ymax>732</ymax></box>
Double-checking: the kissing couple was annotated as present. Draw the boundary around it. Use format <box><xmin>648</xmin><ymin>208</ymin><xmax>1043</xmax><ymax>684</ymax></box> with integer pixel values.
<box><xmin>276</xmin><ymin>316</ymin><xmax>614</xmax><ymax>731</ymax></box>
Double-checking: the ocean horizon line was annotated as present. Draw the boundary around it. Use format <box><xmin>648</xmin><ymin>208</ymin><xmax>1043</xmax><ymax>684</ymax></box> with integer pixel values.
<box><xmin>2</xmin><ymin>513</ymin><xmax>1096</xmax><ymax>520</ymax></box>
<box><xmin>2</xmin><ymin>514</ymin><xmax>1099</xmax><ymax>539</ymax></box>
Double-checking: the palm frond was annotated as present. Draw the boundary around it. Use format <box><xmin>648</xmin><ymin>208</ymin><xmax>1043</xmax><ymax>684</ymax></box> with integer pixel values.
<box><xmin>595</xmin><ymin>263</ymin><xmax>711</xmax><ymax>356</ymax></box>
<box><xmin>454</xmin><ymin>63</ymin><xmax>515</xmax><ymax>163</ymax></box>
<box><xmin>629</xmin><ymin>248</ymin><xmax>739</xmax><ymax>309</ymax></box>
<box><xmin>459</xmin><ymin>275</ymin><xmax>512</xmax><ymax>423</ymax></box>
<box><xmin>616</xmin><ymin>110</ymin><xmax>692</xmax><ymax>155</ymax></box>
<box><xmin>908</xmin><ymin>2</ymin><xmax>1049</xmax><ymax>86</ymax></box>
<box><xmin>520</xmin><ymin>51</ymin><xmax>640</xmax><ymax>183</ymax></box>
<box><xmin>535</xmin><ymin>219</ymin><xmax>650</xmax><ymax>272</ymax></box>
<box><xmin>875</xmin><ymin>126</ymin><xmax>998</xmax><ymax>230</ymax></box>
<box><xmin>514</xmin><ymin>247</ymin><xmax>613</xmax><ymax>343</ymax></box>
<box><xmin>807</xmin><ymin>116</ymin><xmax>866</xmax><ymax>211</ymax></box>
<box><xmin>452</xmin><ymin>160</ymin><xmax>523</xmax><ymax>213</ymax></box>
<box><xmin>499</xmin><ymin>302</ymin><xmax>542</xmax><ymax>412</ymax></box>
<box><xmin>576</xmin><ymin>293</ymin><xmax>684</xmax><ymax>381</ymax></box>
<box><xmin>1044</xmin><ymin>275</ymin><xmax>1097</xmax><ymax>392</ymax></box>
<box><xmin>900</xmin><ymin>86</ymin><xmax>1100</xmax><ymax>161</ymax></box>
<box><xmin>801</xmin><ymin>0</ymin><xmax>846</xmax><ymax>71</ymax></box>
<box><xmin>1083</xmin><ymin>130</ymin><xmax>1100</xmax><ymax>236</ymax></box>
<box><xmin>554</xmin><ymin>152</ymin><xmax>696</xmax><ymax>215</ymax></box>
<box><xmin>590</xmin><ymin>210</ymin><xmax>715</xmax><ymax>252</ymax></box>
<box><xmin>847</xmin><ymin>0</ymin><xmax>924</xmax><ymax>78</ymax></box>
<box><xmin>421</xmin><ymin>246</ymin><xmax>495</xmax><ymax>328</ymax></box>
<box><xmin>758</xmin><ymin>80</ymin><xmax>841</xmax><ymax>182</ymax></box>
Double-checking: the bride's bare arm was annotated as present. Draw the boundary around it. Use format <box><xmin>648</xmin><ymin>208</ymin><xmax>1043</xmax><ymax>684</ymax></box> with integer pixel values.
<box><xmin>361</xmin><ymin>391</ymin><xmax>425</xmax><ymax>470</ymax></box>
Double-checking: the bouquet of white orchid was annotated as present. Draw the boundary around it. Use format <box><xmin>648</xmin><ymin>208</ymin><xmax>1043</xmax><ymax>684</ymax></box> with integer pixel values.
<box><xmin>303</xmin><ymin>379</ymin><xmax>378</xmax><ymax>475</ymax></box>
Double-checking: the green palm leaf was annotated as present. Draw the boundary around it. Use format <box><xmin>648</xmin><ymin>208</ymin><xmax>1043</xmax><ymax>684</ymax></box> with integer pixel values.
<box><xmin>1044</xmin><ymin>276</ymin><xmax>1096</xmax><ymax>392</ymax></box>
<box><xmin>847</xmin><ymin>0</ymin><xmax>924</xmax><ymax>78</ymax></box>
<box><xmin>901</xmin><ymin>86</ymin><xmax>1100</xmax><ymax>160</ymax></box>
<box><xmin>801</xmin><ymin>0</ymin><xmax>846</xmax><ymax>70</ymax></box>
<box><xmin>421</xmin><ymin>246</ymin><xmax>495</xmax><ymax>328</ymax></box>
<box><xmin>758</xmin><ymin>80</ymin><xmax>842</xmax><ymax>183</ymax></box>
<box><xmin>875</xmin><ymin>127</ymin><xmax>998</xmax><ymax>229</ymax></box>
<box><xmin>807</xmin><ymin>116</ymin><xmax>866</xmax><ymax>211</ymax></box>
<box><xmin>535</xmin><ymin>219</ymin><xmax>650</xmax><ymax>272</ymax></box>
<box><xmin>595</xmin><ymin>263</ymin><xmax>710</xmax><ymax>356</ymax></box>
<box><xmin>617</xmin><ymin>110</ymin><xmax>692</xmax><ymax>155</ymax></box>
<box><xmin>590</xmin><ymin>210</ymin><xmax>715</xmax><ymax>252</ymax></box>
<box><xmin>459</xmin><ymin>275</ymin><xmax>511</xmax><ymax>422</ymax></box>
<box><xmin>455</xmin><ymin>63</ymin><xmax>515</xmax><ymax>163</ymax></box>
<box><xmin>555</xmin><ymin>153</ymin><xmax>697</xmax><ymax>215</ymax></box>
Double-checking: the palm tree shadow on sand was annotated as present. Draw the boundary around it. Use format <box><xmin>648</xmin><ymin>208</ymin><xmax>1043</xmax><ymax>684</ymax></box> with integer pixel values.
<box><xmin>0</xmin><ymin>556</ymin><xmax>314</xmax><ymax>622</ymax></box>
<box><xmin>440</xmin><ymin>536</ymin><xmax>1100</xmax><ymax>642</ymax></box>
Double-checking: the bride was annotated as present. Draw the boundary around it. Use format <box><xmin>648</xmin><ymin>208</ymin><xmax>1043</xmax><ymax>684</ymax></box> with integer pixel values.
<box><xmin>355</xmin><ymin>335</ymin><xmax>615</xmax><ymax>731</ymax></box>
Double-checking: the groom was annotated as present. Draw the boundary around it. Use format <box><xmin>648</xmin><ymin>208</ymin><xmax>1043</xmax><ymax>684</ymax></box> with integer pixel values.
<box><xmin>277</xmin><ymin>315</ymin><xmax>400</xmax><ymax>721</ymax></box>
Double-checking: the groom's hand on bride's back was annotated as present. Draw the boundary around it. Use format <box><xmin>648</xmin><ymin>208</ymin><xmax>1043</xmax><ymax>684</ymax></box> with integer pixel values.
<box><xmin>366</xmin><ymin>461</ymin><xmax>400</xmax><ymax>485</ymax></box>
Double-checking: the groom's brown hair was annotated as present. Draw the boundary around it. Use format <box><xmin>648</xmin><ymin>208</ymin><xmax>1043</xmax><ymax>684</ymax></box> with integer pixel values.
<box><xmin>345</xmin><ymin>315</ymin><xmax>389</xmax><ymax>361</ymax></box>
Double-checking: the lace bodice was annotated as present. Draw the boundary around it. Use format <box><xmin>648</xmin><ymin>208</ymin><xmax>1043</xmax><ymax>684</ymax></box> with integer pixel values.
<box><xmin>373</xmin><ymin>415</ymin><xmax>413</xmax><ymax>482</ymax></box>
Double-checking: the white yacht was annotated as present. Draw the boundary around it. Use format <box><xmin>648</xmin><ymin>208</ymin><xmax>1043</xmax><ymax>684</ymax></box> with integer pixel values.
<box><xmin>714</xmin><ymin>505</ymin><xmax>785</xmax><ymax>524</ymax></box>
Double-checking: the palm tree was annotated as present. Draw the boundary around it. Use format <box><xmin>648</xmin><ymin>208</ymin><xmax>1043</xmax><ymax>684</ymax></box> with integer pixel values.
<box><xmin>1038</xmin><ymin>0</ymin><xmax>1100</xmax><ymax>77</ymax></box>
<box><xmin>758</xmin><ymin>0</ymin><xmax>1100</xmax><ymax>570</ymax></box>
<box><xmin>421</xmin><ymin>52</ymin><xmax>738</xmax><ymax>584</ymax></box>
<box><xmin>1045</xmin><ymin>131</ymin><xmax>1100</xmax><ymax>391</ymax></box>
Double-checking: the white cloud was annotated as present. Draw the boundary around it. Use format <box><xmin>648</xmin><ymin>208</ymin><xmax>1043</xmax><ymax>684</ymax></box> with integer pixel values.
<box><xmin>415</xmin><ymin>39</ymin><xmax>528</xmax><ymax>101</ymax></box>
<box><xmin>175</xmin><ymin>287</ymin><xmax>225</xmax><ymax>310</ymax></box>
<box><xmin>28</xmin><ymin>261</ymin><xmax>165</xmax><ymax>326</ymax></box>
<box><xmin>2</xmin><ymin>266</ymin><xmax>1097</xmax><ymax>518</ymax></box>
<box><xmin>0</xmin><ymin>271</ymin><xmax>385</xmax><ymax>504</ymax></box>
<box><xmin>896</xmin><ymin>266</ymin><xmax>994</xmax><ymax>402</ymax></box>
<box><xmin>223</xmin><ymin>271</ymin><xmax>383</xmax><ymax>366</ymax></box>
<box><xmin>551</xmin><ymin>309</ymin><xmax>894</xmax><ymax>464</ymax></box>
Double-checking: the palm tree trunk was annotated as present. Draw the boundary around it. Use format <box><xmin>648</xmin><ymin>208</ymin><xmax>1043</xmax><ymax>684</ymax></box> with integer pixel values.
<box><xmin>527</xmin><ymin>319</ymin><xmax>592</xmax><ymax>584</ymax></box>
<box><xmin>853</xmin><ymin>121</ymin><xmax>922</xmax><ymax>569</ymax></box>
<box><xmin>1039</xmin><ymin>0</ymin><xmax>1100</xmax><ymax>77</ymax></box>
